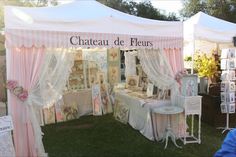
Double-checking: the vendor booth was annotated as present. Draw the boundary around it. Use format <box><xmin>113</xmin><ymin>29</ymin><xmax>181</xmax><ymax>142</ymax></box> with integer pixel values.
<box><xmin>4</xmin><ymin>0</ymin><xmax>184</xmax><ymax>156</ymax></box>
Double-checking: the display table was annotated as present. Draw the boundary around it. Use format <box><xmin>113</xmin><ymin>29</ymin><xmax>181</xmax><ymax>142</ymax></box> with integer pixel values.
<box><xmin>115</xmin><ymin>91</ymin><xmax>185</xmax><ymax>141</ymax></box>
<box><xmin>153</xmin><ymin>105</ymin><xmax>183</xmax><ymax>149</ymax></box>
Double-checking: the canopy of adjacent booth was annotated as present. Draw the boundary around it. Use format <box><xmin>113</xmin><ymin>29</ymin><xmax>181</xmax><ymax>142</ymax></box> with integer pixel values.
<box><xmin>183</xmin><ymin>12</ymin><xmax>236</xmax><ymax>72</ymax></box>
<box><xmin>184</xmin><ymin>11</ymin><xmax>236</xmax><ymax>43</ymax></box>
<box><xmin>4</xmin><ymin>1</ymin><xmax>183</xmax><ymax>157</ymax></box>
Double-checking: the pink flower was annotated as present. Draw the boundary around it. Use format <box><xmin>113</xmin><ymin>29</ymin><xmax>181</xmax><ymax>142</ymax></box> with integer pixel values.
<box><xmin>17</xmin><ymin>90</ymin><xmax>28</xmax><ymax>101</ymax></box>
<box><xmin>6</xmin><ymin>80</ymin><xmax>18</xmax><ymax>91</ymax></box>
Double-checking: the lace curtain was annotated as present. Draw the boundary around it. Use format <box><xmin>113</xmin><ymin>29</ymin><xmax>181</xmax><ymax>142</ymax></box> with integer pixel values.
<box><xmin>7</xmin><ymin>46</ymin><xmax>75</xmax><ymax>157</ymax></box>
<box><xmin>137</xmin><ymin>49</ymin><xmax>179</xmax><ymax>104</ymax></box>
<box><xmin>23</xmin><ymin>48</ymin><xmax>75</xmax><ymax>157</ymax></box>
<box><xmin>30</xmin><ymin>48</ymin><xmax>75</xmax><ymax>107</ymax></box>
<box><xmin>124</xmin><ymin>51</ymin><xmax>137</xmax><ymax>77</ymax></box>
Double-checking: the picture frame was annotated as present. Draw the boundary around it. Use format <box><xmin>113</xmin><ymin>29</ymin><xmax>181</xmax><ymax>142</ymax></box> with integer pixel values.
<box><xmin>221</xmin><ymin>71</ymin><xmax>228</xmax><ymax>81</ymax></box>
<box><xmin>43</xmin><ymin>105</ymin><xmax>56</xmax><ymax>125</ymax></box>
<box><xmin>228</xmin><ymin>49</ymin><xmax>235</xmax><ymax>58</ymax></box>
<box><xmin>221</xmin><ymin>82</ymin><xmax>228</xmax><ymax>92</ymax></box>
<box><xmin>100</xmin><ymin>83</ymin><xmax>113</xmax><ymax>114</ymax></box>
<box><xmin>146</xmin><ymin>83</ymin><xmax>154</xmax><ymax>97</ymax></box>
<box><xmin>229</xmin><ymin>70</ymin><xmax>235</xmax><ymax>80</ymax></box>
<box><xmin>228</xmin><ymin>59</ymin><xmax>235</xmax><ymax>69</ymax></box>
<box><xmin>220</xmin><ymin>102</ymin><xmax>227</xmax><ymax>113</ymax></box>
<box><xmin>220</xmin><ymin>59</ymin><xmax>227</xmax><ymax>70</ymax></box>
<box><xmin>221</xmin><ymin>49</ymin><xmax>229</xmax><ymax>59</ymax></box>
<box><xmin>97</xmin><ymin>72</ymin><xmax>106</xmax><ymax>85</ymax></box>
<box><xmin>180</xmin><ymin>74</ymin><xmax>198</xmax><ymax>96</ymax></box>
<box><xmin>92</xmin><ymin>84</ymin><xmax>103</xmax><ymax>116</ymax></box>
<box><xmin>126</xmin><ymin>75</ymin><xmax>139</xmax><ymax>88</ymax></box>
<box><xmin>221</xmin><ymin>92</ymin><xmax>226</xmax><ymax>102</ymax></box>
<box><xmin>114</xmin><ymin>100</ymin><xmax>129</xmax><ymax>124</ymax></box>
<box><xmin>229</xmin><ymin>92</ymin><xmax>235</xmax><ymax>103</ymax></box>
<box><xmin>228</xmin><ymin>103</ymin><xmax>235</xmax><ymax>113</ymax></box>
<box><xmin>229</xmin><ymin>82</ymin><xmax>235</xmax><ymax>92</ymax></box>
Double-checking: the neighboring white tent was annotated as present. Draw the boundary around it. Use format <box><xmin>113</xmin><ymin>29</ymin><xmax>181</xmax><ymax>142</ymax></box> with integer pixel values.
<box><xmin>183</xmin><ymin>12</ymin><xmax>236</xmax><ymax>72</ymax></box>
<box><xmin>184</xmin><ymin>11</ymin><xmax>236</xmax><ymax>43</ymax></box>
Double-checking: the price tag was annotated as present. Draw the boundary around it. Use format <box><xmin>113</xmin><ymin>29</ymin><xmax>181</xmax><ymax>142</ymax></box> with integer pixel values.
<box><xmin>0</xmin><ymin>116</ymin><xmax>14</xmax><ymax>134</ymax></box>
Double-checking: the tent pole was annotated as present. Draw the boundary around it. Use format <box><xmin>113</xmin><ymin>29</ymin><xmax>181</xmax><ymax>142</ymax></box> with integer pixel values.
<box><xmin>191</xmin><ymin>38</ymin><xmax>195</xmax><ymax>74</ymax></box>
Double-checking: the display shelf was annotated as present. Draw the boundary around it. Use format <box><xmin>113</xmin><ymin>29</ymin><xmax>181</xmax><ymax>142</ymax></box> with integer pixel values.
<box><xmin>218</xmin><ymin>48</ymin><xmax>236</xmax><ymax>134</ymax></box>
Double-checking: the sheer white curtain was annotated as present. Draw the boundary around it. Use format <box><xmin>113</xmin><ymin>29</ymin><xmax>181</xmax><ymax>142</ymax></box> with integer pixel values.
<box><xmin>124</xmin><ymin>51</ymin><xmax>137</xmax><ymax>77</ymax></box>
<box><xmin>137</xmin><ymin>49</ymin><xmax>179</xmax><ymax>104</ymax></box>
<box><xmin>30</xmin><ymin>48</ymin><xmax>75</xmax><ymax>107</ymax></box>
<box><xmin>25</xmin><ymin>48</ymin><xmax>75</xmax><ymax>156</ymax></box>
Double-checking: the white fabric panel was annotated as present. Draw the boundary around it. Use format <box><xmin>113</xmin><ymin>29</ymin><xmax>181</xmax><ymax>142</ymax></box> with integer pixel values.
<box><xmin>137</xmin><ymin>49</ymin><xmax>179</xmax><ymax>104</ymax></box>
<box><xmin>4</xmin><ymin>1</ymin><xmax>182</xmax><ymax>37</ymax></box>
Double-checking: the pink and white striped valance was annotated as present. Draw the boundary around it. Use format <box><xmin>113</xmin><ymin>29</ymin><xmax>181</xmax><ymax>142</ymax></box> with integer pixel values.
<box><xmin>5</xmin><ymin>29</ymin><xmax>182</xmax><ymax>49</ymax></box>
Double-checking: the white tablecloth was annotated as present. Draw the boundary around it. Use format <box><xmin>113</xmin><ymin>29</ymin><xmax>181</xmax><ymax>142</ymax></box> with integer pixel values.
<box><xmin>115</xmin><ymin>91</ymin><xmax>185</xmax><ymax>141</ymax></box>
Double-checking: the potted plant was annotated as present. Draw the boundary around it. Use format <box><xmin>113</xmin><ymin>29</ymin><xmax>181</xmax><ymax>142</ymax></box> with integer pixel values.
<box><xmin>193</xmin><ymin>50</ymin><xmax>220</xmax><ymax>94</ymax></box>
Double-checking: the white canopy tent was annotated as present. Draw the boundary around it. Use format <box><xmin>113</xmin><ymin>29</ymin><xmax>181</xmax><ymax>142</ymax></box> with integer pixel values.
<box><xmin>184</xmin><ymin>12</ymin><xmax>236</xmax><ymax>72</ymax></box>
<box><xmin>5</xmin><ymin>0</ymin><xmax>182</xmax><ymax>49</ymax></box>
<box><xmin>4</xmin><ymin>1</ymin><xmax>183</xmax><ymax>157</ymax></box>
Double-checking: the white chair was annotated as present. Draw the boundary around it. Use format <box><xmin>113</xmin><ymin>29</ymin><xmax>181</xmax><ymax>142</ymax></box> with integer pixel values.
<box><xmin>177</xmin><ymin>95</ymin><xmax>202</xmax><ymax>144</ymax></box>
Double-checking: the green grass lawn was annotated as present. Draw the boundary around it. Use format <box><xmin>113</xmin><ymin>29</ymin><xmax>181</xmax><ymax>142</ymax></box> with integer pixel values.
<box><xmin>42</xmin><ymin>114</ymin><xmax>225</xmax><ymax>157</ymax></box>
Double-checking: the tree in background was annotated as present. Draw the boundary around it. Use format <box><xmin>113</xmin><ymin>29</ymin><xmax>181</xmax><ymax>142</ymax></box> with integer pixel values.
<box><xmin>98</xmin><ymin>0</ymin><xmax>179</xmax><ymax>21</ymax></box>
<box><xmin>181</xmin><ymin>0</ymin><xmax>236</xmax><ymax>23</ymax></box>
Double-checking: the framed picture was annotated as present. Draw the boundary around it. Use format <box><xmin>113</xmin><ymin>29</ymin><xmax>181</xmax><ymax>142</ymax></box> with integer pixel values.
<box><xmin>221</xmin><ymin>71</ymin><xmax>228</xmax><ymax>81</ymax></box>
<box><xmin>100</xmin><ymin>84</ymin><xmax>113</xmax><ymax>114</ymax></box>
<box><xmin>228</xmin><ymin>59</ymin><xmax>235</xmax><ymax>69</ymax></box>
<box><xmin>88</xmin><ymin>61</ymin><xmax>98</xmax><ymax>88</ymax></box>
<box><xmin>108</xmin><ymin>48</ymin><xmax>120</xmax><ymax>62</ymax></box>
<box><xmin>228</xmin><ymin>103</ymin><xmax>235</xmax><ymax>113</ymax></box>
<box><xmin>221</xmin><ymin>49</ymin><xmax>229</xmax><ymax>59</ymax></box>
<box><xmin>221</xmin><ymin>92</ymin><xmax>226</xmax><ymax>102</ymax></box>
<box><xmin>126</xmin><ymin>75</ymin><xmax>139</xmax><ymax>88</ymax></box>
<box><xmin>180</xmin><ymin>74</ymin><xmax>198</xmax><ymax>96</ymax></box>
<box><xmin>220</xmin><ymin>102</ymin><xmax>227</xmax><ymax>113</ymax></box>
<box><xmin>229</xmin><ymin>92</ymin><xmax>235</xmax><ymax>103</ymax></box>
<box><xmin>221</xmin><ymin>82</ymin><xmax>228</xmax><ymax>92</ymax></box>
<box><xmin>146</xmin><ymin>83</ymin><xmax>154</xmax><ymax>97</ymax></box>
<box><xmin>229</xmin><ymin>82</ymin><xmax>235</xmax><ymax>92</ymax></box>
<box><xmin>97</xmin><ymin>72</ymin><xmax>106</xmax><ymax>85</ymax></box>
<box><xmin>75</xmin><ymin>50</ymin><xmax>83</xmax><ymax>60</ymax></box>
<box><xmin>108</xmin><ymin>66</ymin><xmax>120</xmax><ymax>85</ymax></box>
<box><xmin>220</xmin><ymin>59</ymin><xmax>227</xmax><ymax>70</ymax></box>
<box><xmin>229</xmin><ymin>71</ymin><xmax>235</xmax><ymax>80</ymax></box>
<box><xmin>43</xmin><ymin>105</ymin><xmax>56</xmax><ymax>125</ymax></box>
<box><xmin>228</xmin><ymin>49</ymin><xmax>235</xmax><ymax>58</ymax></box>
<box><xmin>114</xmin><ymin>100</ymin><xmax>129</xmax><ymax>124</ymax></box>
<box><xmin>92</xmin><ymin>84</ymin><xmax>103</xmax><ymax>116</ymax></box>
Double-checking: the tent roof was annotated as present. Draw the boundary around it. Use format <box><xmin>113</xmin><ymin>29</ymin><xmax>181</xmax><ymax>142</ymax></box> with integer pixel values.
<box><xmin>184</xmin><ymin>11</ymin><xmax>236</xmax><ymax>43</ymax></box>
<box><xmin>4</xmin><ymin>0</ymin><xmax>182</xmax><ymax>37</ymax></box>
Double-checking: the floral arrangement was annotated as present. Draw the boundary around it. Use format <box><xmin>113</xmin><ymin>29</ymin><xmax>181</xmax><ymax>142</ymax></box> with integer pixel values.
<box><xmin>193</xmin><ymin>50</ymin><xmax>220</xmax><ymax>83</ymax></box>
<box><xmin>5</xmin><ymin>80</ymin><xmax>28</xmax><ymax>102</ymax></box>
